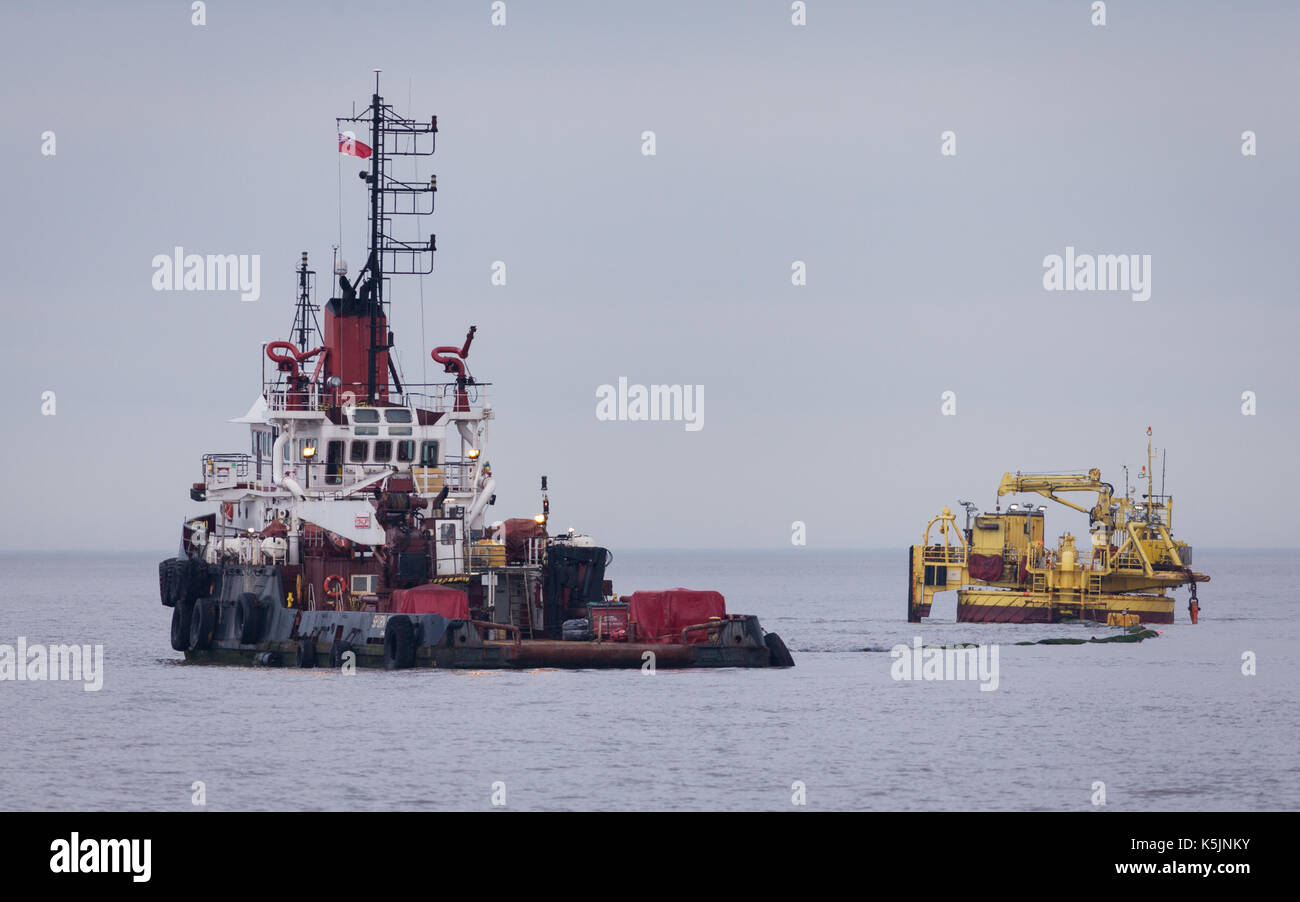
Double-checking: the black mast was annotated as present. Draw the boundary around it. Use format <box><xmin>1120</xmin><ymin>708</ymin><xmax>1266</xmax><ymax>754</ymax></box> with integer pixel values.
<box><xmin>291</xmin><ymin>251</ymin><xmax>319</xmax><ymax>352</ymax></box>
<box><xmin>368</xmin><ymin>70</ymin><xmax>383</xmax><ymax>401</ymax></box>
<box><xmin>338</xmin><ymin>71</ymin><xmax>438</xmax><ymax>402</ymax></box>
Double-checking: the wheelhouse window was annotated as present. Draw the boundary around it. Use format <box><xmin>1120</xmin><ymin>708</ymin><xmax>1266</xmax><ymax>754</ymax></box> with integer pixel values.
<box><xmin>354</xmin><ymin>425</ymin><xmax>379</xmax><ymax>436</ymax></box>
<box><xmin>373</xmin><ymin>440</ymin><xmax>393</xmax><ymax>463</ymax></box>
<box><xmin>326</xmin><ymin>441</ymin><xmax>344</xmax><ymax>485</ymax></box>
<box><xmin>385</xmin><ymin>408</ymin><xmax>413</xmax><ymax>423</ymax></box>
<box><xmin>420</xmin><ymin>441</ymin><xmax>440</xmax><ymax>467</ymax></box>
<box><xmin>352</xmin><ymin>408</ymin><xmax>380</xmax><ymax>424</ymax></box>
<box><xmin>350</xmin><ymin>441</ymin><xmax>369</xmax><ymax>463</ymax></box>
<box><xmin>396</xmin><ymin>440</ymin><xmax>415</xmax><ymax>463</ymax></box>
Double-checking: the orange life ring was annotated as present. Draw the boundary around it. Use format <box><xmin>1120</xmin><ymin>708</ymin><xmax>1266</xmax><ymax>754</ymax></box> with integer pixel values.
<box><xmin>324</xmin><ymin>574</ymin><xmax>346</xmax><ymax>599</ymax></box>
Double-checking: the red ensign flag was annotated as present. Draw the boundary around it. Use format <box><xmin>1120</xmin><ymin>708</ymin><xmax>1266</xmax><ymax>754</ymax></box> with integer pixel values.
<box><xmin>338</xmin><ymin>133</ymin><xmax>373</xmax><ymax>159</ymax></box>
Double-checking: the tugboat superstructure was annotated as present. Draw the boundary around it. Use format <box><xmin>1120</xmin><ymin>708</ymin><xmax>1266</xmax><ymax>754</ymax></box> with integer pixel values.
<box><xmin>159</xmin><ymin>77</ymin><xmax>793</xmax><ymax>670</ymax></box>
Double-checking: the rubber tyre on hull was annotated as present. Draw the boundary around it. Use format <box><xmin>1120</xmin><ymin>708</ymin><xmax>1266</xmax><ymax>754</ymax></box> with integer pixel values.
<box><xmin>295</xmin><ymin>638</ymin><xmax>317</xmax><ymax>668</ymax></box>
<box><xmin>383</xmin><ymin>615</ymin><xmax>416</xmax><ymax>670</ymax></box>
<box><xmin>330</xmin><ymin>640</ymin><xmax>353</xmax><ymax>669</ymax></box>
<box><xmin>159</xmin><ymin>559</ymin><xmax>183</xmax><ymax>607</ymax></box>
<box><xmin>189</xmin><ymin>599</ymin><xmax>216</xmax><ymax>651</ymax></box>
<box><xmin>170</xmin><ymin>600</ymin><xmax>193</xmax><ymax>651</ymax></box>
<box><xmin>234</xmin><ymin>593</ymin><xmax>261</xmax><ymax>644</ymax></box>
<box><xmin>764</xmin><ymin>632</ymin><xmax>795</xmax><ymax>667</ymax></box>
<box><xmin>158</xmin><ymin>559</ymin><xmax>173</xmax><ymax>606</ymax></box>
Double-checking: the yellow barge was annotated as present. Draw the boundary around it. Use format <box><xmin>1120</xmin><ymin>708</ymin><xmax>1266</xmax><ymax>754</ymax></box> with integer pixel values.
<box><xmin>907</xmin><ymin>430</ymin><xmax>1208</xmax><ymax>625</ymax></box>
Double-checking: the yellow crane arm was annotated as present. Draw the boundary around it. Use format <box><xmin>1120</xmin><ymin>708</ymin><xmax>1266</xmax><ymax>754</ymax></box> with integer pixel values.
<box><xmin>996</xmin><ymin>469</ymin><xmax>1115</xmax><ymax>525</ymax></box>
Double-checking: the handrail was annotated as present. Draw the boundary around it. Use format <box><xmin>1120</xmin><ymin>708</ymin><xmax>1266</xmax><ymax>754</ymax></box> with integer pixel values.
<box><xmin>263</xmin><ymin>381</ymin><xmax>493</xmax><ymax>415</ymax></box>
<box><xmin>921</xmin><ymin>545</ymin><xmax>967</xmax><ymax>565</ymax></box>
<box><xmin>677</xmin><ymin>617</ymin><xmax>741</xmax><ymax>644</ymax></box>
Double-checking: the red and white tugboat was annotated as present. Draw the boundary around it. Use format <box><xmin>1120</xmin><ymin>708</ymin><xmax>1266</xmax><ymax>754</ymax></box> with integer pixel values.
<box><xmin>157</xmin><ymin>77</ymin><xmax>793</xmax><ymax>670</ymax></box>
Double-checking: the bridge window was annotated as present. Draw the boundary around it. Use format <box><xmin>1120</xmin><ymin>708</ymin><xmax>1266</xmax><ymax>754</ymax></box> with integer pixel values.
<box><xmin>420</xmin><ymin>441</ymin><xmax>440</xmax><ymax>467</ymax></box>
<box><xmin>350</xmin><ymin>441</ymin><xmax>369</xmax><ymax>463</ymax></box>
<box><xmin>353</xmin><ymin>408</ymin><xmax>380</xmax><ymax>424</ymax></box>
<box><xmin>373</xmin><ymin>440</ymin><xmax>392</xmax><ymax>463</ymax></box>
<box><xmin>385</xmin><ymin>409</ymin><xmax>413</xmax><ymax>423</ymax></box>
<box><xmin>396</xmin><ymin>440</ymin><xmax>415</xmax><ymax>463</ymax></box>
<box><xmin>326</xmin><ymin>441</ymin><xmax>344</xmax><ymax>485</ymax></box>
<box><xmin>354</xmin><ymin>425</ymin><xmax>379</xmax><ymax>436</ymax></box>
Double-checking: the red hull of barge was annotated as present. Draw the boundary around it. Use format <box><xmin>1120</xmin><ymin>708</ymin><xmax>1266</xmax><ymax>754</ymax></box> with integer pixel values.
<box><xmin>956</xmin><ymin>603</ymin><xmax>1174</xmax><ymax>625</ymax></box>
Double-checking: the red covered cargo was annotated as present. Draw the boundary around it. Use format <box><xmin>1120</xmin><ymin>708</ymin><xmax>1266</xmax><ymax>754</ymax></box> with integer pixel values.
<box><xmin>589</xmin><ymin>603</ymin><xmax>630</xmax><ymax>641</ymax></box>
<box><xmin>626</xmin><ymin>589</ymin><xmax>726</xmax><ymax>644</ymax></box>
<box><xmin>390</xmin><ymin>584</ymin><xmax>470</xmax><ymax>619</ymax></box>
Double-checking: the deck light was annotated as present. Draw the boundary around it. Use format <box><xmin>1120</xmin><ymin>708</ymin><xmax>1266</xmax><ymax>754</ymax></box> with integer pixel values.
<box><xmin>467</xmin><ymin>448</ymin><xmax>480</xmax><ymax>459</ymax></box>
<box><xmin>302</xmin><ymin>446</ymin><xmax>316</xmax><ymax>459</ymax></box>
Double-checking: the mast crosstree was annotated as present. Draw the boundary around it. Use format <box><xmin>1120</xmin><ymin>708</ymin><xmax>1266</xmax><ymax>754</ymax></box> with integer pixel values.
<box><xmin>336</xmin><ymin>70</ymin><xmax>438</xmax><ymax>401</ymax></box>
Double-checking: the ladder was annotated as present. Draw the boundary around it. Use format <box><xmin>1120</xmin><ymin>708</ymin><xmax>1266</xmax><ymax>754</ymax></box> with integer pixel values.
<box><xmin>505</xmin><ymin>570</ymin><xmax>534</xmax><ymax>639</ymax></box>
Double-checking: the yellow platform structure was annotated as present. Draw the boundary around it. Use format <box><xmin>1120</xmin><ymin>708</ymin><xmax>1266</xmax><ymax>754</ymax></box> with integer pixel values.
<box><xmin>907</xmin><ymin>430</ymin><xmax>1208</xmax><ymax>625</ymax></box>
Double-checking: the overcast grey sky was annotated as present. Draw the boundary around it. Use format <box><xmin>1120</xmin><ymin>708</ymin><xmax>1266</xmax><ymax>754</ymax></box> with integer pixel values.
<box><xmin>2</xmin><ymin>1</ymin><xmax>1297</xmax><ymax>551</ymax></box>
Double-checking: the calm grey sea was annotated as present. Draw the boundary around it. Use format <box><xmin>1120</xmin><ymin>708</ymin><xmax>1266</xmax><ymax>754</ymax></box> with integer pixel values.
<box><xmin>0</xmin><ymin>549</ymin><xmax>1295</xmax><ymax>811</ymax></box>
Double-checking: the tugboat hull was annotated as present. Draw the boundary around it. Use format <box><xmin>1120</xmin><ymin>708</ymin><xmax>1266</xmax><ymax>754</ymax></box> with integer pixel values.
<box><xmin>184</xmin><ymin>638</ymin><xmax>776</xmax><ymax>670</ymax></box>
<box><xmin>168</xmin><ymin>563</ymin><xmax>790</xmax><ymax>670</ymax></box>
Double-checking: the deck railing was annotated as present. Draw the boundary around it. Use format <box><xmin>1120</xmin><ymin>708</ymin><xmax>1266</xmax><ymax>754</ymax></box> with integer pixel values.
<box><xmin>263</xmin><ymin>381</ymin><xmax>491</xmax><ymax>416</ymax></box>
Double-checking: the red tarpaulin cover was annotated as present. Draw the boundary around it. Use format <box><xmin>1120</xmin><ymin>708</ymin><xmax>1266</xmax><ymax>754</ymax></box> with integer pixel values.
<box><xmin>391</xmin><ymin>584</ymin><xmax>470</xmax><ymax>619</ymax></box>
<box><xmin>966</xmin><ymin>552</ymin><xmax>1004</xmax><ymax>582</ymax></box>
<box><xmin>626</xmin><ymin>589</ymin><xmax>726</xmax><ymax>644</ymax></box>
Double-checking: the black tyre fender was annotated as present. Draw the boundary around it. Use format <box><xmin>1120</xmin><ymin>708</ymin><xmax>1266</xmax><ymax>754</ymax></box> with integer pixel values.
<box><xmin>295</xmin><ymin>638</ymin><xmax>317</xmax><ymax>668</ymax></box>
<box><xmin>384</xmin><ymin>615</ymin><xmax>416</xmax><ymax>670</ymax></box>
<box><xmin>234</xmin><ymin>593</ymin><xmax>261</xmax><ymax>644</ymax></box>
<box><xmin>189</xmin><ymin>599</ymin><xmax>216</xmax><ymax>651</ymax></box>
<box><xmin>764</xmin><ymin>632</ymin><xmax>795</xmax><ymax>667</ymax></box>
<box><xmin>158</xmin><ymin>559</ymin><xmax>175</xmax><ymax>607</ymax></box>
<box><xmin>160</xmin><ymin>558</ymin><xmax>188</xmax><ymax>607</ymax></box>
<box><xmin>170</xmin><ymin>600</ymin><xmax>193</xmax><ymax>651</ymax></box>
<box><xmin>330</xmin><ymin>640</ymin><xmax>353</xmax><ymax>669</ymax></box>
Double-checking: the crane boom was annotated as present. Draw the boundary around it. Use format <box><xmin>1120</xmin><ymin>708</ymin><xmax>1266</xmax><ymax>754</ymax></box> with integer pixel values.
<box><xmin>996</xmin><ymin>468</ymin><xmax>1116</xmax><ymax>527</ymax></box>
